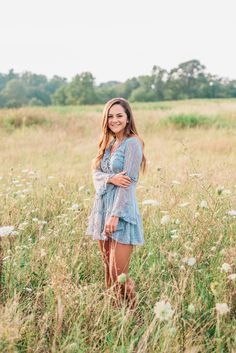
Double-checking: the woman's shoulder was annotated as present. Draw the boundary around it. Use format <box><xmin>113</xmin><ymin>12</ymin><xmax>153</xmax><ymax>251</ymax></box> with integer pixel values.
<box><xmin>125</xmin><ymin>134</ymin><xmax>142</xmax><ymax>147</ymax></box>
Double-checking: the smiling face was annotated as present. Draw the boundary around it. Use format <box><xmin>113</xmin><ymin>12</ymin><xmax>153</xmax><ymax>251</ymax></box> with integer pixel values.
<box><xmin>107</xmin><ymin>103</ymin><xmax>128</xmax><ymax>138</ymax></box>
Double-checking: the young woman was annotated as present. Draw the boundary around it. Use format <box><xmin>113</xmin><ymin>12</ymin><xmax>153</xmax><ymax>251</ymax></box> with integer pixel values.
<box><xmin>85</xmin><ymin>97</ymin><xmax>146</xmax><ymax>309</ymax></box>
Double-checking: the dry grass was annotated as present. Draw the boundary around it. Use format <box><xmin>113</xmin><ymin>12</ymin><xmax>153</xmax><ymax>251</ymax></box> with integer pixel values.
<box><xmin>0</xmin><ymin>99</ymin><xmax>236</xmax><ymax>352</ymax></box>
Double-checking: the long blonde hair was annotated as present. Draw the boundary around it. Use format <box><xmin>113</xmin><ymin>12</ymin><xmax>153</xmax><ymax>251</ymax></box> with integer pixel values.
<box><xmin>92</xmin><ymin>97</ymin><xmax>147</xmax><ymax>173</ymax></box>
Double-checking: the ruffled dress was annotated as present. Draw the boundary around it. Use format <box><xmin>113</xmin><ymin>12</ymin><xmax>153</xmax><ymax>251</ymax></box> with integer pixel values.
<box><xmin>85</xmin><ymin>136</ymin><xmax>144</xmax><ymax>245</ymax></box>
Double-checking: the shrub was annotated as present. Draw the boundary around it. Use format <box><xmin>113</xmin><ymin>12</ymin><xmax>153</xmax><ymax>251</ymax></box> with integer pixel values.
<box><xmin>165</xmin><ymin>113</ymin><xmax>212</xmax><ymax>128</ymax></box>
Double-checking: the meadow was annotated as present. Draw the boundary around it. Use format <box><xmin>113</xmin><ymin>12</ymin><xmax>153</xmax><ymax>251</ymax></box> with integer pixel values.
<box><xmin>0</xmin><ymin>99</ymin><xmax>236</xmax><ymax>353</ymax></box>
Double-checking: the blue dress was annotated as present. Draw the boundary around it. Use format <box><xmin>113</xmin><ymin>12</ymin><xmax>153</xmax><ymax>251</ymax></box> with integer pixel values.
<box><xmin>85</xmin><ymin>136</ymin><xmax>145</xmax><ymax>245</ymax></box>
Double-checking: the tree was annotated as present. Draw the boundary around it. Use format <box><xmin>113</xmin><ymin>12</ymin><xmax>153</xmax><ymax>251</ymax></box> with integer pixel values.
<box><xmin>67</xmin><ymin>72</ymin><xmax>97</xmax><ymax>104</ymax></box>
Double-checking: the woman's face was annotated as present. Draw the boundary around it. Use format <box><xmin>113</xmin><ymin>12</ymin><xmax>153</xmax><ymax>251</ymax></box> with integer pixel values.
<box><xmin>107</xmin><ymin>104</ymin><xmax>128</xmax><ymax>136</ymax></box>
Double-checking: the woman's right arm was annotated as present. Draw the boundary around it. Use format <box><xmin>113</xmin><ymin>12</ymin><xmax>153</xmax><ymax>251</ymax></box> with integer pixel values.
<box><xmin>92</xmin><ymin>168</ymin><xmax>116</xmax><ymax>197</ymax></box>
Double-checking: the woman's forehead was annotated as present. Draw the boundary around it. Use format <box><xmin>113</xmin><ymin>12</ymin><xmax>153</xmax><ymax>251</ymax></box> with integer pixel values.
<box><xmin>108</xmin><ymin>104</ymin><xmax>126</xmax><ymax>115</ymax></box>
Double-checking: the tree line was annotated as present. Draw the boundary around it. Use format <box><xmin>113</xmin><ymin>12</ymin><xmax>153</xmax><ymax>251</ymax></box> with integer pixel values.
<box><xmin>0</xmin><ymin>59</ymin><xmax>236</xmax><ymax>108</ymax></box>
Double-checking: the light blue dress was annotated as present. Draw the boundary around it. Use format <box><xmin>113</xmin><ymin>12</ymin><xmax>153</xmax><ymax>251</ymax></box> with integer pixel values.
<box><xmin>85</xmin><ymin>136</ymin><xmax>145</xmax><ymax>245</ymax></box>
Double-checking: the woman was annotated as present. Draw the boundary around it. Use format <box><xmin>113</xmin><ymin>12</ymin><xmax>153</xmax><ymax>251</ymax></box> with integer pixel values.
<box><xmin>85</xmin><ymin>97</ymin><xmax>147</xmax><ymax>309</ymax></box>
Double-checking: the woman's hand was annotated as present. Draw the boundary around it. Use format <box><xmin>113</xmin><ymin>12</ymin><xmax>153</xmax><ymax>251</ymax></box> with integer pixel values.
<box><xmin>108</xmin><ymin>171</ymin><xmax>131</xmax><ymax>187</ymax></box>
<box><xmin>103</xmin><ymin>215</ymin><xmax>119</xmax><ymax>236</ymax></box>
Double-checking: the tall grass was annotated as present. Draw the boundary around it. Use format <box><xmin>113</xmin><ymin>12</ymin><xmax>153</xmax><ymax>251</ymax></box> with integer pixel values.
<box><xmin>0</xmin><ymin>99</ymin><xmax>236</xmax><ymax>352</ymax></box>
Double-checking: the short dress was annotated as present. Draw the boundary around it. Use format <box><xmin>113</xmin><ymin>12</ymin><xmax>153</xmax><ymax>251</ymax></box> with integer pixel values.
<box><xmin>85</xmin><ymin>136</ymin><xmax>145</xmax><ymax>245</ymax></box>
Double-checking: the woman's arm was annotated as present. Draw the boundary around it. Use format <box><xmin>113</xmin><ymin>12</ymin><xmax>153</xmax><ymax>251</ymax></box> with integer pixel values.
<box><xmin>92</xmin><ymin>168</ymin><xmax>116</xmax><ymax>197</ymax></box>
<box><xmin>110</xmin><ymin>138</ymin><xmax>142</xmax><ymax>224</ymax></box>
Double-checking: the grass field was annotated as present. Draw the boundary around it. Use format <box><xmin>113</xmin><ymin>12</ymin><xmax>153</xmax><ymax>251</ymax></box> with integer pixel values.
<box><xmin>0</xmin><ymin>99</ymin><xmax>236</xmax><ymax>353</ymax></box>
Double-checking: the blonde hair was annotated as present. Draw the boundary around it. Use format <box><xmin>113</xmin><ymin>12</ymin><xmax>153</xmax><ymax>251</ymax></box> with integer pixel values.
<box><xmin>91</xmin><ymin>97</ymin><xmax>147</xmax><ymax>173</ymax></box>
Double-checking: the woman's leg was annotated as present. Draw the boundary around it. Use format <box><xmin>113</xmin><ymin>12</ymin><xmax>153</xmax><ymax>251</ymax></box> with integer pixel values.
<box><xmin>98</xmin><ymin>239</ymin><xmax>112</xmax><ymax>289</ymax></box>
<box><xmin>109</xmin><ymin>239</ymin><xmax>137</xmax><ymax>308</ymax></box>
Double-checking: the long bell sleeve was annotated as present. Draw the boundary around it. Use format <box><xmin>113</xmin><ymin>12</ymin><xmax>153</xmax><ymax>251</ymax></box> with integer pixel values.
<box><xmin>110</xmin><ymin>138</ymin><xmax>142</xmax><ymax>224</ymax></box>
<box><xmin>92</xmin><ymin>168</ymin><xmax>116</xmax><ymax>197</ymax></box>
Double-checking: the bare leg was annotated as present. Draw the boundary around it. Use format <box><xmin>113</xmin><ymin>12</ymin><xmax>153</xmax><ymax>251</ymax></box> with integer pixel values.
<box><xmin>98</xmin><ymin>239</ymin><xmax>112</xmax><ymax>289</ymax></box>
<box><xmin>109</xmin><ymin>239</ymin><xmax>137</xmax><ymax>309</ymax></box>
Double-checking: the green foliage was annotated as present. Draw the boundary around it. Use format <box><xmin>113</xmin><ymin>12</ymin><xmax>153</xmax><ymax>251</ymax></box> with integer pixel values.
<box><xmin>2</xmin><ymin>112</ymin><xmax>52</xmax><ymax>130</ymax></box>
<box><xmin>1</xmin><ymin>60</ymin><xmax>236</xmax><ymax>107</ymax></box>
<box><xmin>165</xmin><ymin>113</ymin><xmax>212</xmax><ymax>128</ymax></box>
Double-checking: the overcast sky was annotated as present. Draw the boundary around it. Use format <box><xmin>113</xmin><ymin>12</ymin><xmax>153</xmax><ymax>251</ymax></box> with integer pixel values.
<box><xmin>1</xmin><ymin>0</ymin><xmax>236</xmax><ymax>84</ymax></box>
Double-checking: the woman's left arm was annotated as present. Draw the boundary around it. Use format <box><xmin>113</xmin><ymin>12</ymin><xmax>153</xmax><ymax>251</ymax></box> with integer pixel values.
<box><xmin>110</xmin><ymin>138</ymin><xmax>142</xmax><ymax>224</ymax></box>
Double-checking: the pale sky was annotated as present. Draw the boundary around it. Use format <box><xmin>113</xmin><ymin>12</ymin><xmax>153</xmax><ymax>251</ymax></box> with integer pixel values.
<box><xmin>1</xmin><ymin>0</ymin><xmax>236</xmax><ymax>85</ymax></box>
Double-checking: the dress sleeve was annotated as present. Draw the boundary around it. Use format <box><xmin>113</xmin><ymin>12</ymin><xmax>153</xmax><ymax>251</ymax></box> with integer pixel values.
<box><xmin>92</xmin><ymin>168</ymin><xmax>116</xmax><ymax>197</ymax></box>
<box><xmin>110</xmin><ymin>138</ymin><xmax>142</xmax><ymax>224</ymax></box>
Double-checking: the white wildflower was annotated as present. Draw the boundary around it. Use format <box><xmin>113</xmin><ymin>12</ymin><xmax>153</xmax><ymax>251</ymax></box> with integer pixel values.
<box><xmin>58</xmin><ymin>182</ymin><xmax>65</xmax><ymax>188</ymax></box>
<box><xmin>227</xmin><ymin>210</ymin><xmax>236</xmax><ymax>216</ymax></box>
<box><xmin>154</xmin><ymin>300</ymin><xmax>174</xmax><ymax>322</ymax></box>
<box><xmin>0</xmin><ymin>226</ymin><xmax>15</xmax><ymax>237</ymax></box>
<box><xmin>40</xmin><ymin>249</ymin><xmax>47</xmax><ymax>257</ymax></box>
<box><xmin>79</xmin><ymin>185</ymin><xmax>85</xmax><ymax>191</ymax></box>
<box><xmin>216</xmin><ymin>303</ymin><xmax>230</xmax><ymax>316</ymax></box>
<box><xmin>171</xmin><ymin>180</ymin><xmax>181</xmax><ymax>185</ymax></box>
<box><xmin>228</xmin><ymin>273</ymin><xmax>236</xmax><ymax>281</ymax></box>
<box><xmin>186</xmin><ymin>257</ymin><xmax>196</xmax><ymax>266</ymax></box>
<box><xmin>222</xmin><ymin>189</ymin><xmax>231</xmax><ymax>195</ymax></box>
<box><xmin>71</xmin><ymin>203</ymin><xmax>80</xmax><ymax>210</ymax></box>
<box><xmin>142</xmin><ymin>199</ymin><xmax>160</xmax><ymax>206</ymax></box>
<box><xmin>18</xmin><ymin>222</ymin><xmax>29</xmax><ymax>230</ymax></box>
<box><xmin>188</xmin><ymin>303</ymin><xmax>195</xmax><ymax>314</ymax></box>
<box><xmin>194</xmin><ymin>212</ymin><xmax>200</xmax><ymax>218</ymax></box>
<box><xmin>160</xmin><ymin>214</ymin><xmax>170</xmax><ymax>225</ymax></box>
<box><xmin>216</xmin><ymin>185</ymin><xmax>224</xmax><ymax>195</ymax></box>
<box><xmin>200</xmin><ymin>200</ymin><xmax>208</xmax><ymax>209</ymax></box>
<box><xmin>221</xmin><ymin>263</ymin><xmax>232</xmax><ymax>273</ymax></box>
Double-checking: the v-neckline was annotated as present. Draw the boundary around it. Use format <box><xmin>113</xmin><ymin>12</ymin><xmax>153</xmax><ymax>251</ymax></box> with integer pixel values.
<box><xmin>109</xmin><ymin>136</ymin><xmax>128</xmax><ymax>156</ymax></box>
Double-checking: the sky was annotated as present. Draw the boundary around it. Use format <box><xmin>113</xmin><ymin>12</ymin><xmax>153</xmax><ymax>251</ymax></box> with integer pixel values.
<box><xmin>1</xmin><ymin>0</ymin><xmax>236</xmax><ymax>85</ymax></box>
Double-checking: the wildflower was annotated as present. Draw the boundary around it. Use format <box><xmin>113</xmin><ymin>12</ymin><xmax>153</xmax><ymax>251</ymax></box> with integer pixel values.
<box><xmin>79</xmin><ymin>185</ymin><xmax>85</xmax><ymax>191</ymax></box>
<box><xmin>171</xmin><ymin>180</ymin><xmax>181</xmax><ymax>185</ymax></box>
<box><xmin>0</xmin><ymin>226</ymin><xmax>15</xmax><ymax>237</ymax></box>
<box><xmin>221</xmin><ymin>263</ymin><xmax>232</xmax><ymax>273</ymax></box>
<box><xmin>215</xmin><ymin>303</ymin><xmax>230</xmax><ymax>316</ymax></box>
<box><xmin>200</xmin><ymin>200</ymin><xmax>208</xmax><ymax>209</ymax></box>
<box><xmin>48</xmin><ymin>176</ymin><xmax>55</xmax><ymax>179</ymax></box>
<box><xmin>194</xmin><ymin>212</ymin><xmax>200</xmax><ymax>218</ymax></box>
<box><xmin>188</xmin><ymin>303</ymin><xmax>195</xmax><ymax>314</ymax></box>
<box><xmin>227</xmin><ymin>210</ymin><xmax>236</xmax><ymax>216</ymax></box>
<box><xmin>58</xmin><ymin>183</ymin><xmax>65</xmax><ymax>189</ymax></box>
<box><xmin>186</xmin><ymin>257</ymin><xmax>196</xmax><ymax>266</ymax></box>
<box><xmin>142</xmin><ymin>199</ymin><xmax>160</xmax><ymax>206</ymax></box>
<box><xmin>154</xmin><ymin>300</ymin><xmax>174</xmax><ymax>322</ymax></box>
<box><xmin>216</xmin><ymin>185</ymin><xmax>224</xmax><ymax>195</ymax></box>
<box><xmin>222</xmin><ymin>189</ymin><xmax>231</xmax><ymax>195</ymax></box>
<box><xmin>117</xmin><ymin>273</ymin><xmax>127</xmax><ymax>284</ymax></box>
<box><xmin>40</xmin><ymin>249</ymin><xmax>47</xmax><ymax>257</ymax></box>
<box><xmin>160</xmin><ymin>214</ymin><xmax>170</xmax><ymax>225</ymax></box>
<box><xmin>228</xmin><ymin>273</ymin><xmax>236</xmax><ymax>281</ymax></box>
<box><xmin>71</xmin><ymin>203</ymin><xmax>80</xmax><ymax>210</ymax></box>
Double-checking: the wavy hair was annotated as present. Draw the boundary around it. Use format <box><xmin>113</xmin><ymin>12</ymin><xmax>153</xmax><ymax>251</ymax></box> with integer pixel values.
<box><xmin>92</xmin><ymin>97</ymin><xmax>147</xmax><ymax>174</ymax></box>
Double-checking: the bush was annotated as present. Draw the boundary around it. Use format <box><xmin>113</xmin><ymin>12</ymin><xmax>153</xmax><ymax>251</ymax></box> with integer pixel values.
<box><xmin>2</xmin><ymin>112</ymin><xmax>52</xmax><ymax>131</ymax></box>
<box><xmin>165</xmin><ymin>113</ymin><xmax>212</xmax><ymax>128</ymax></box>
